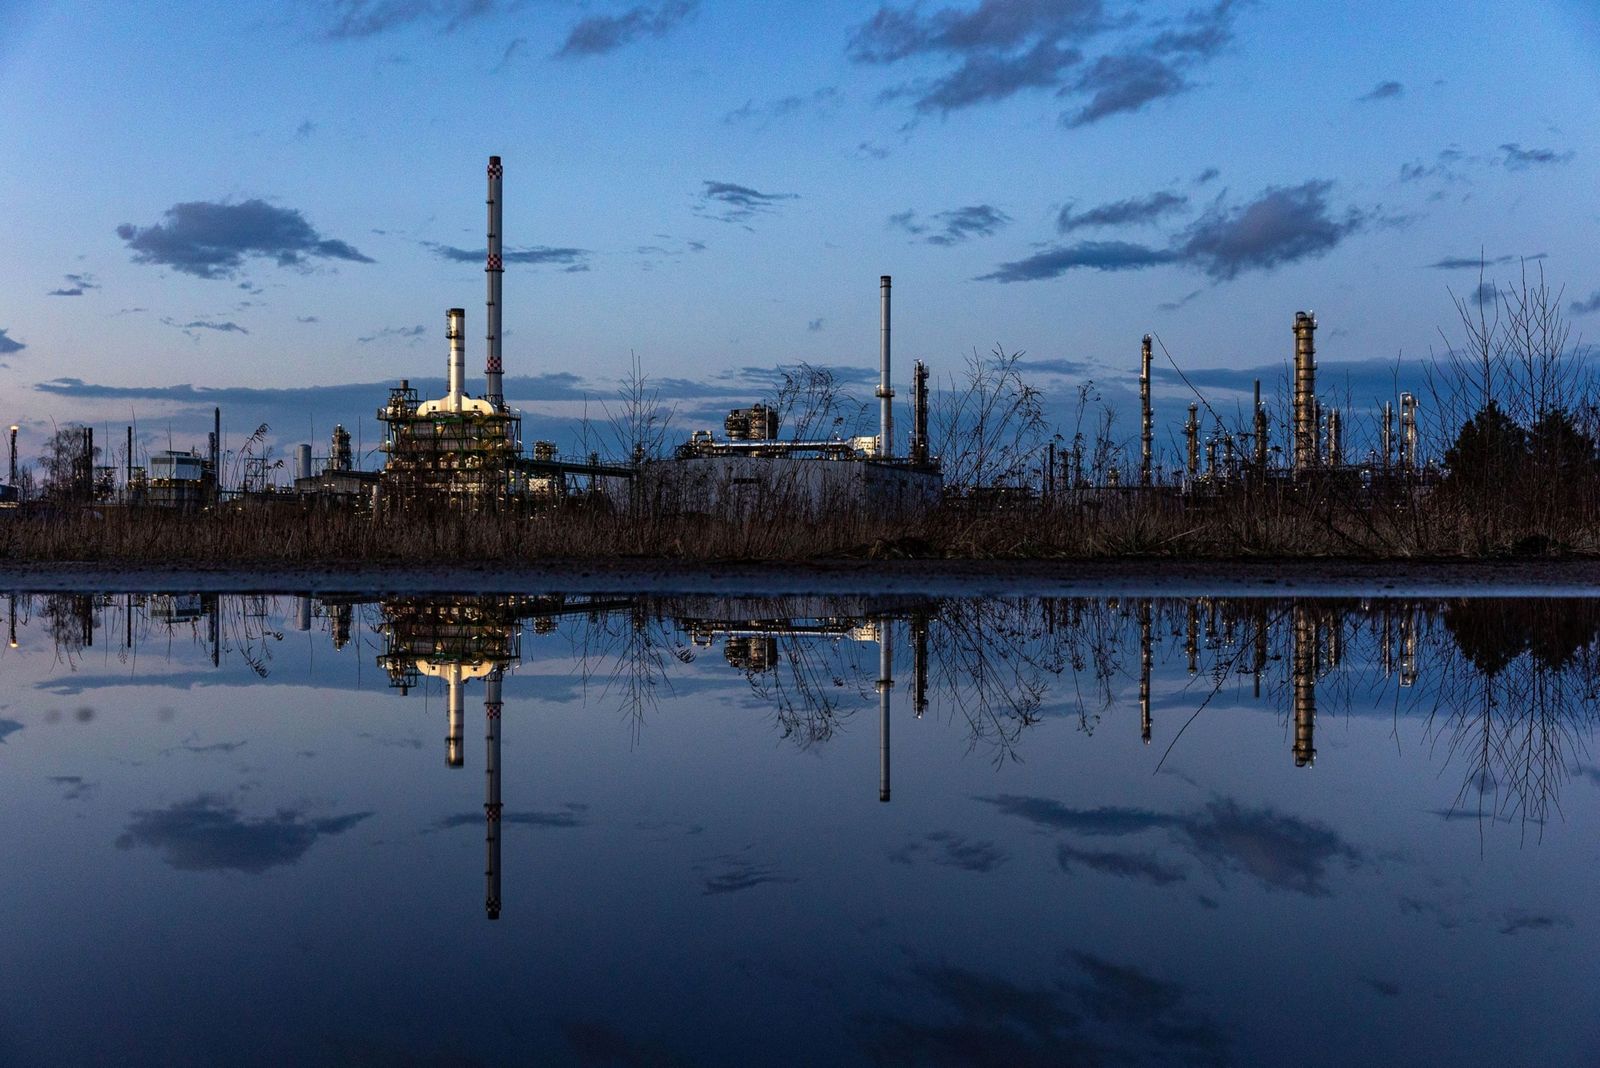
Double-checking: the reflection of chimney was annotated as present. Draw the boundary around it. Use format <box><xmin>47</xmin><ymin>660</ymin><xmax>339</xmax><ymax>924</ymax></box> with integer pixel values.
<box><xmin>446</xmin><ymin>666</ymin><xmax>465</xmax><ymax>769</ymax></box>
<box><xmin>485</xmin><ymin>156</ymin><xmax>504</xmax><ymax>409</ymax></box>
<box><xmin>877</xmin><ymin>618</ymin><xmax>893</xmax><ymax>803</ymax></box>
<box><xmin>1138</xmin><ymin>602</ymin><xmax>1152</xmax><ymax>744</ymax></box>
<box><xmin>1292</xmin><ymin>603</ymin><xmax>1316</xmax><ymax>767</ymax></box>
<box><xmin>877</xmin><ymin>276</ymin><xmax>894</xmax><ymax>459</ymax></box>
<box><xmin>1185</xmin><ymin>602</ymin><xmax>1199</xmax><ymax>675</ymax></box>
<box><xmin>485</xmin><ymin>668</ymin><xmax>503</xmax><ymax>920</ymax></box>
<box><xmin>295</xmin><ymin>596</ymin><xmax>311</xmax><ymax>632</ymax></box>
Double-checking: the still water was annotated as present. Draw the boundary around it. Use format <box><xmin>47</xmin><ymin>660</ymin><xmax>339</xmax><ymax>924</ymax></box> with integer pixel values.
<box><xmin>0</xmin><ymin>590</ymin><xmax>1596</xmax><ymax>1066</ymax></box>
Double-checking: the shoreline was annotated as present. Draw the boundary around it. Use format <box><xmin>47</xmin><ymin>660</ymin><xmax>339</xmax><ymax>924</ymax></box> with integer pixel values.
<box><xmin>1</xmin><ymin>557</ymin><xmax>1597</xmax><ymax>596</ymax></box>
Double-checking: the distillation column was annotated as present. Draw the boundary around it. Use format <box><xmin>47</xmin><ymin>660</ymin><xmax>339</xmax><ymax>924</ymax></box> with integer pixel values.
<box><xmin>484</xmin><ymin>668</ymin><xmax>503</xmax><ymax>920</ymax></box>
<box><xmin>1185</xmin><ymin>404</ymin><xmax>1199</xmax><ymax>482</ymax></box>
<box><xmin>1139</xmin><ymin>335</ymin><xmax>1154</xmax><ymax>485</ymax></box>
<box><xmin>1292</xmin><ymin>312</ymin><xmax>1317</xmax><ymax>474</ymax></box>
<box><xmin>1253</xmin><ymin>380</ymin><xmax>1268</xmax><ymax>471</ymax></box>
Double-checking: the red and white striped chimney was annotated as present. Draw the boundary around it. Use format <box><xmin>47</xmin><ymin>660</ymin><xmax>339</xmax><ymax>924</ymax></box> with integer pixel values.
<box><xmin>485</xmin><ymin>155</ymin><xmax>504</xmax><ymax>409</ymax></box>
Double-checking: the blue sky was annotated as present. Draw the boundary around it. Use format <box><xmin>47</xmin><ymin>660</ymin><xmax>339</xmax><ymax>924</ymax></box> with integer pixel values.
<box><xmin>0</xmin><ymin>0</ymin><xmax>1596</xmax><ymax>469</ymax></box>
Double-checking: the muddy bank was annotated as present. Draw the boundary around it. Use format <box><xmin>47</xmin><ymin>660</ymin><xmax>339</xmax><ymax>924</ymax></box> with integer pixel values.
<box><xmin>1</xmin><ymin>558</ymin><xmax>1597</xmax><ymax>596</ymax></box>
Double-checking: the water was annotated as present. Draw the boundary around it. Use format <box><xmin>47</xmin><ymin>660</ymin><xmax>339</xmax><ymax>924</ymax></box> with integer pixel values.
<box><xmin>0</xmin><ymin>590</ymin><xmax>1596</xmax><ymax>1066</ymax></box>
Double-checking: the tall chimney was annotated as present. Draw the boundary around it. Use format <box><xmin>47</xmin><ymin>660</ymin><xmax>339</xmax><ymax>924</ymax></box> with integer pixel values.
<box><xmin>1292</xmin><ymin>312</ymin><xmax>1317</xmax><ymax>474</ymax></box>
<box><xmin>7</xmin><ymin>424</ymin><xmax>16</xmax><ymax>488</ymax></box>
<box><xmin>877</xmin><ymin>276</ymin><xmax>894</xmax><ymax>459</ymax></box>
<box><xmin>448</xmin><ymin>307</ymin><xmax>467</xmax><ymax>401</ymax></box>
<box><xmin>485</xmin><ymin>156</ymin><xmax>504</xmax><ymax>409</ymax></box>
<box><xmin>1381</xmin><ymin>401</ymin><xmax>1394</xmax><ymax>471</ymax></box>
<box><xmin>1139</xmin><ymin>335</ymin><xmax>1153</xmax><ymax>485</ymax></box>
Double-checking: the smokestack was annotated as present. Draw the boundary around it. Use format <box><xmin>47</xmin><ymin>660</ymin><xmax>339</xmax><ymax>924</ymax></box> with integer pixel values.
<box><xmin>1292</xmin><ymin>312</ymin><xmax>1317</xmax><ymax>474</ymax></box>
<box><xmin>877</xmin><ymin>276</ymin><xmax>894</xmax><ymax>459</ymax></box>
<box><xmin>485</xmin><ymin>668</ymin><xmax>503</xmax><ymax>920</ymax></box>
<box><xmin>1139</xmin><ymin>335</ymin><xmax>1153</xmax><ymax>485</ymax></box>
<box><xmin>448</xmin><ymin>308</ymin><xmax>466</xmax><ymax>401</ymax></box>
<box><xmin>125</xmin><ymin>425</ymin><xmax>133</xmax><ymax>494</ymax></box>
<box><xmin>8</xmin><ymin>424</ymin><xmax>16</xmax><ymax>488</ymax></box>
<box><xmin>1327</xmin><ymin>409</ymin><xmax>1342</xmax><ymax>467</ymax></box>
<box><xmin>485</xmin><ymin>156</ymin><xmax>504</xmax><ymax>410</ymax></box>
<box><xmin>295</xmin><ymin>444</ymin><xmax>312</xmax><ymax>482</ymax></box>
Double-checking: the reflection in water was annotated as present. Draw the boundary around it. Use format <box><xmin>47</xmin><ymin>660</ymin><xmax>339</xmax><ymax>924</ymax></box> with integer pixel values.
<box><xmin>10</xmin><ymin>589</ymin><xmax>1600</xmax><ymax>914</ymax></box>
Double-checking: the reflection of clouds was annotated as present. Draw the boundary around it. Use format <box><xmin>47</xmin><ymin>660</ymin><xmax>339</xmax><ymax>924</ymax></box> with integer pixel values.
<box><xmin>855</xmin><ymin>954</ymin><xmax>1230</xmax><ymax>1066</ymax></box>
<box><xmin>161</xmin><ymin>737</ymin><xmax>246</xmax><ymax>756</ymax></box>
<box><xmin>431</xmin><ymin>806</ymin><xmax>587</xmax><ymax>831</ymax></box>
<box><xmin>0</xmin><ymin>719</ymin><xmax>22</xmax><ymax>743</ymax></box>
<box><xmin>982</xmin><ymin>794</ymin><xmax>1361</xmax><ymax>896</ymax></box>
<box><xmin>560</xmin><ymin>1019</ymin><xmax>690</xmax><ymax>1066</ymax></box>
<box><xmin>1499</xmin><ymin>910</ymin><xmax>1572</xmax><ymax>936</ymax></box>
<box><xmin>693</xmin><ymin>850</ymin><xmax>797</xmax><ymax>896</ymax></box>
<box><xmin>1057</xmin><ymin>844</ymin><xmax>1186</xmax><ymax>886</ymax></box>
<box><xmin>115</xmin><ymin>795</ymin><xmax>370</xmax><ymax>873</ymax></box>
<box><xmin>49</xmin><ymin>775</ymin><xmax>96</xmax><ymax>801</ymax></box>
<box><xmin>890</xmin><ymin>831</ymin><xmax>1007</xmax><ymax>873</ymax></box>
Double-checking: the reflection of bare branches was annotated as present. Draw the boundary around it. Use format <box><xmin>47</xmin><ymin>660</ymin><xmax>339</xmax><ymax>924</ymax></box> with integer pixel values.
<box><xmin>930</xmin><ymin>598</ymin><xmax>1048</xmax><ymax>765</ymax></box>
<box><xmin>743</xmin><ymin>631</ymin><xmax>871</xmax><ymax>749</ymax></box>
<box><xmin>572</xmin><ymin>605</ymin><xmax>680</xmax><ymax>743</ymax></box>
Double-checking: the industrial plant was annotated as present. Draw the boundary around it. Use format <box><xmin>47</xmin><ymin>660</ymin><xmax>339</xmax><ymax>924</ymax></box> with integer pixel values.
<box><xmin>0</xmin><ymin>152</ymin><xmax>1522</xmax><ymax>554</ymax></box>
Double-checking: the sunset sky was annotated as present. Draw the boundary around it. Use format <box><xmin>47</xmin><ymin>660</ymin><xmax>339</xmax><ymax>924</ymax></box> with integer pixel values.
<box><xmin>0</xmin><ymin>0</ymin><xmax>1595</xmax><ymax>468</ymax></box>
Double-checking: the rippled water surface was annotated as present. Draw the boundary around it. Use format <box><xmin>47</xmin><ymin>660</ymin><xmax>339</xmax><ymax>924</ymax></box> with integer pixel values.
<box><xmin>0</xmin><ymin>590</ymin><xmax>1596</xmax><ymax>1066</ymax></box>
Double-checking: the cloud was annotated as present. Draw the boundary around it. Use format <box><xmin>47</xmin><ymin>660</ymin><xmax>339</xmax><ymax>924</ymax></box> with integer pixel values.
<box><xmin>48</xmin><ymin>272</ymin><xmax>99</xmax><ymax>297</ymax></box>
<box><xmin>294</xmin><ymin>119</ymin><xmax>317</xmax><ymax>138</ymax></box>
<box><xmin>1499</xmin><ymin>142</ymin><xmax>1574</xmax><ymax>169</ymax></box>
<box><xmin>1057</xmin><ymin>190</ymin><xmax>1188</xmax><ymax>232</ymax></box>
<box><xmin>1011</xmin><ymin>357</ymin><xmax>1090</xmax><ymax>376</ymax></box>
<box><xmin>723</xmin><ymin>87</ymin><xmax>838</xmax><ymax>127</ymax></box>
<box><xmin>1569</xmin><ymin>290</ymin><xmax>1600</xmax><ymax>317</ymax></box>
<box><xmin>357</xmin><ymin>324</ymin><xmax>425</xmax><ymax>344</ymax></box>
<box><xmin>918</xmin><ymin>40</ymin><xmax>1085</xmax><ymax>112</ymax></box>
<box><xmin>1358</xmin><ymin>80</ymin><xmax>1403</xmax><ymax>102</ymax></box>
<box><xmin>115</xmin><ymin>794</ymin><xmax>371</xmax><ymax>873</ymax></box>
<box><xmin>807</xmin><ymin>318</ymin><xmax>824</xmax><ymax>332</ymax></box>
<box><xmin>556</xmin><ymin>0</ymin><xmax>696</xmax><ymax>58</ymax></box>
<box><xmin>1193</xmin><ymin>166</ymin><xmax>1219</xmax><ymax>184</ymax></box>
<box><xmin>892</xmin><ymin>204</ymin><xmax>1012</xmax><ymax>245</ymax></box>
<box><xmin>423</xmin><ymin>241</ymin><xmax>591</xmax><ymax>270</ymax></box>
<box><xmin>1425</xmin><ymin>253</ymin><xmax>1517</xmax><ymax>269</ymax></box>
<box><xmin>0</xmin><ymin>719</ymin><xmax>24</xmax><ymax>743</ymax></box>
<box><xmin>696</xmin><ymin>180</ymin><xmax>798</xmax><ymax>223</ymax></box>
<box><xmin>978</xmin><ymin>240</ymin><xmax>1179</xmax><ymax>281</ymax></box>
<box><xmin>984</xmin><ymin>179</ymin><xmax>1367</xmax><ymax>282</ymax></box>
<box><xmin>1178</xmin><ymin>180</ymin><xmax>1368</xmax><ymax>279</ymax></box>
<box><xmin>161</xmin><ymin>318</ymin><xmax>249</xmax><ymax>336</ymax></box>
<box><xmin>0</xmin><ymin>328</ymin><xmax>25</xmax><ymax>355</ymax></box>
<box><xmin>116</xmin><ymin>199</ymin><xmax>373</xmax><ymax>280</ymax></box>
<box><xmin>318</xmin><ymin>0</ymin><xmax>502</xmax><ymax>39</ymax></box>
<box><xmin>1063</xmin><ymin>52</ymin><xmax>1188</xmax><ymax>126</ymax></box>
<box><xmin>1498</xmin><ymin>910</ymin><xmax>1572</xmax><ymax>936</ymax></box>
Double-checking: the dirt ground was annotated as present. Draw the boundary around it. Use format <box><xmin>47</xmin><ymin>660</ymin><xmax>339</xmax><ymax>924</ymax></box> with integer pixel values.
<box><xmin>1</xmin><ymin>557</ymin><xmax>1597</xmax><ymax>596</ymax></box>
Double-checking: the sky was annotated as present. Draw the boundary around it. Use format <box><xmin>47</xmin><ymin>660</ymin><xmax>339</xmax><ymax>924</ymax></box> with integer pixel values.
<box><xmin>0</xmin><ymin>0</ymin><xmax>1596</xmax><ymax>471</ymax></box>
